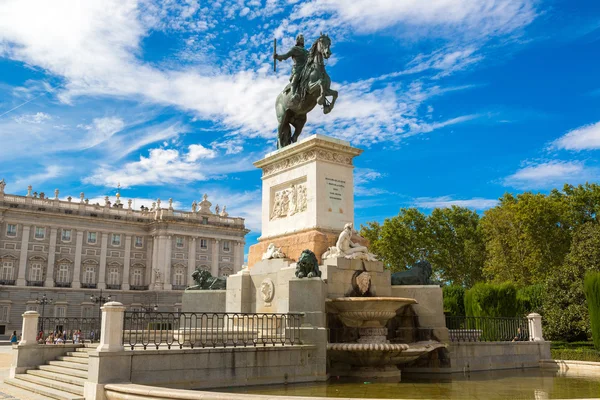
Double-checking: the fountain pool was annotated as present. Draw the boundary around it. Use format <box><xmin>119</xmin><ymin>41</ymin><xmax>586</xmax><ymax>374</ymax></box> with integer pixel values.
<box><xmin>216</xmin><ymin>369</ymin><xmax>600</xmax><ymax>399</ymax></box>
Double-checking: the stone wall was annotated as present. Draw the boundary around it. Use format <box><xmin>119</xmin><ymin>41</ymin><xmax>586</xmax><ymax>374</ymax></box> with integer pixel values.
<box><xmin>447</xmin><ymin>341</ymin><xmax>551</xmax><ymax>373</ymax></box>
<box><xmin>93</xmin><ymin>345</ymin><xmax>325</xmax><ymax>391</ymax></box>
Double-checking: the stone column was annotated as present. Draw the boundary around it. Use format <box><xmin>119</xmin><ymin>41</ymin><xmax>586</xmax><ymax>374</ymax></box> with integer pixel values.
<box><xmin>44</xmin><ymin>228</ymin><xmax>58</xmax><ymax>287</ymax></box>
<box><xmin>72</xmin><ymin>231</ymin><xmax>83</xmax><ymax>288</ymax></box>
<box><xmin>98</xmin><ymin>233</ymin><xmax>108</xmax><ymax>290</ymax></box>
<box><xmin>122</xmin><ymin>235</ymin><xmax>131</xmax><ymax>290</ymax></box>
<box><xmin>527</xmin><ymin>313</ymin><xmax>544</xmax><ymax>341</ymax></box>
<box><xmin>187</xmin><ymin>237</ymin><xmax>196</xmax><ymax>286</ymax></box>
<box><xmin>146</xmin><ymin>236</ymin><xmax>154</xmax><ymax>287</ymax></box>
<box><xmin>164</xmin><ymin>235</ymin><xmax>172</xmax><ymax>290</ymax></box>
<box><xmin>85</xmin><ymin>302</ymin><xmax>131</xmax><ymax>400</ymax></box>
<box><xmin>211</xmin><ymin>239</ymin><xmax>220</xmax><ymax>277</ymax></box>
<box><xmin>16</xmin><ymin>225</ymin><xmax>30</xmax><ymax>286</ymax></box>
<box><xmin>18</xmin><ymin>311</ymin><xmax>39</xmax><ymax>346</ymax></box>
<box><xmin>97</xmin><ymin>302</ymin><xmax>126</xmax><ymax>352</ymax></box>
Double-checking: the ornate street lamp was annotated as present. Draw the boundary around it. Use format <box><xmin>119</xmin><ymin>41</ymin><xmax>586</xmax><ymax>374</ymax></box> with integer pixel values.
<box><xmin>36</xmin><ymin>293</ymin><xmax>52</xmax><ymax>332</ymax></box>
<box><xmin>90</xmin><ymin>290</ymin><xmax>111</xmax><ymax>316</ymax></box>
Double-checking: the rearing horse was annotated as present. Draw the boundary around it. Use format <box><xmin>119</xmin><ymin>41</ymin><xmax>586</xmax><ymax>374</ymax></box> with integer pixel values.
<box><xmin>275</xmin><ymin>34</ymin><xmax>338</xmax><ymax>148</ymax></box>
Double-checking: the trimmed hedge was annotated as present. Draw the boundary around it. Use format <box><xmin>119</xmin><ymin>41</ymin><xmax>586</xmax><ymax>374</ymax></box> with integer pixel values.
<box><xmin>464</xmin><ymin>282</ymin><xmax>519</xmax><ymax>318</ymax></box>
<box><xmin>584</xmin><ymin>272</ymin><xmax>600</xmax><ymax>350</ymax></box>
<box><xmin>517</xmin><ymin>284</ymin><xmax>544</xmax><ymax>315</ymax></box>
<box><xmin>443</xmin><ymin>285</ymin><xmax>465</xmax><ymax>317</ymax></box>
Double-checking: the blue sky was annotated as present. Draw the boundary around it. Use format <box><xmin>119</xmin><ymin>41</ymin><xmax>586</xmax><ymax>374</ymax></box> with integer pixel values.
<box><xmin>1</xmin><ymin>0</ymin><xmax>600</xmax><ymax>255</ymax></box>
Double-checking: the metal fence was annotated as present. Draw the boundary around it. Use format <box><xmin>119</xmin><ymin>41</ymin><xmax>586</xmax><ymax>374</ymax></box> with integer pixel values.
<box><xmin>38</xmin><ymin>317</ymin><xmax>101</xmax><ymax>343</ymax></box>
<box><xmin>446</xmin><ymin>316</ymin><xmax>530</xmax><ymax>342</ymax></box>
<box><xmin>123</xmin><ymin>312</ymin><xmax>304</xmax><ymax>350</ymax></box>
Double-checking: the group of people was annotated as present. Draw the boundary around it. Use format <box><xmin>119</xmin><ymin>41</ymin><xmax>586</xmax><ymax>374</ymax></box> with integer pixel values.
<box><xmin>36</xmin><ymin>329</ymin><xmax>93</xmax><ymax>344</ymax></box>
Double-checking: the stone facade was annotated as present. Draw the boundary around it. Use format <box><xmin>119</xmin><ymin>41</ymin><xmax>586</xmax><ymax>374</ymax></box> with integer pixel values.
<box><xmin>0</xmin><ymin>183</ymin><xmax>249</xmax><ymax>336</ymax></box>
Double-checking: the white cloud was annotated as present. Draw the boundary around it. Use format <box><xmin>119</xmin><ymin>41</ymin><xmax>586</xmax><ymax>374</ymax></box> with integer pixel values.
<box><xmin>414</xmin><ymin>196</ymin><xmax>498</xmax><ymax>209</ymax></box>
<box><xmin>14</xmin><ymin>112</ymin><xmax>51</xmax><ymax>124</ymax></box>
<box><xmin>201</xmin><ymin>188</ymin><xmax>262</xmax><ymax>232</ymax></box>
<box><xmin>294</xmin><ymin>0</ymin><xmax>537</xmax><ymax>37</ymax></box>
<box><xmin>13</xmin><ymin>165</ymin><xmax>65</xmax><ymax>187</ymax></box>
<box><xmin>0</xmin><ymin>0</ymin><xmax>479</xmax><ymax>149</ymax></box>
<box><xmin>186</xmin><ymin>144</ymin><xmax>216</xmax><ymax>161</ymax></box>
<box><xmin>79</xmin><ymin>117</ymin><xmax>125</xmax><ymax>149</ymax></box>
<box><xmin>503</xmin><ymin>160</ymin><xmax>598</xmax><ymax>189</ymax></box>
<box><xmin>551</xmin><ymin>121</ymin><xmax>600</xmax><ymax>151</ymax></box>
<box><xmin>84</xmin><ymin>145</ymin><xmax>255</xmax><ymax>188</ymax></box>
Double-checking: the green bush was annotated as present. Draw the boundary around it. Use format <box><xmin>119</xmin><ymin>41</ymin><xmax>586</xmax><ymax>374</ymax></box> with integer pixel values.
<box><xmin>464</xmin><ymin>282</ymin><xmax>519</xmax><ymax>317</ymax></box>
<box><xmin>551</xmin><ymin>348</ymin><xmax>600</xmax><ymax>362</ymax></box>
<box><xmin>584</xmin><ymin>271</ymin><xmax>600</xmax><ymax>350</ymax></box>
<box><xmin>517</xmin><ymin>284</ymin><xmax>544</xmax><ymax>315</ymax></box>
<box><xmin>443</xmin><ymin>286</ymin><xmax>465</xmax><ymax>316</ymax></box>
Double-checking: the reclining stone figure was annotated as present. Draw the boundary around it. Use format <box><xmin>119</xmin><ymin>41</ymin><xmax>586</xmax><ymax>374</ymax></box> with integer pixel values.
<box><xmin>188</xmin><ymin>268</ymin><xmax>227</xmax><ymax>290</ymax></box>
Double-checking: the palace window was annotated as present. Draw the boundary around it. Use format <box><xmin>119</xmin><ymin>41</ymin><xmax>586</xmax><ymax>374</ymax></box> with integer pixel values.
<box><xmin>202</xmin><ymin>217</ymin><xmax>208</xmax><ymax>225</ymax></box>
<box><xmin>29</xmin><ymin>263</ymin><xmax>43</xmax><ymax>281</ymax></box>
<box><xmin>111</xmin><ymin>234</ymin><xmax>121</xmax><ymax>246</ymax></box>
<box><xmin>6</xmin><ymin>224</ymin><xmax>16</xmax><ymax>237</ymax></box>
<box><xmin>175</xmin><ymin>237</ymin><xmax>184</xmax><ymax>248</ymax></box>
<box><xmin>108</xmin><ymin>268</ymin><xmax>120</xmax><ymax>285</ymax></box>
<box><xmin>1</xmin><ymin>261</ymin><xmax>13</xmax><ymax>281</ymax></box>
<box><xmin>223</xmin><ymin>240</ymin><xmax>230</xmax><ymax>252</ymax></box>
<box><xmin>35</xmin><ymin>227</ymin><xmax>46</xmax><ymax>239</ymax></box>
<box><xmin>200</xmin><ymin>239</ymin><xmax>207</xmax><ymax>249</ymax></box>
<box><xmin>87</xmin><ymin>232</ymin><xmax>97</xmax><ymax>244</ymax></box>
<box><xmin>83</xmin><ymin>266</ymin><xmax>96</xmax><ymax>284</ymax></box>
<box><xmin>131</xmin><ymin>269</ymin><xmax>143</xmax><ymax>286</ymax></box>
<box><xmin>56</xmin><ymin>264</ymin><xmax>70</xmax><ymax>283</ymax></box>
<box><xmin>61</xmin><ymin>229</ymin><xmax>72</xmax><ymax>242</ymax></box>
<box><xmin>134</xmin><ymin>236</ymin><xmax>143</xmax><ymax>247</ymax></box>
<box><xmin>54</xmin><ymin>306</ymin><xmax>66</xmax><ymax>318</ymax></box>
<box><xmin>0</xmin><ymin>305</ymin><xmax>9</xmax><ymax>322</ymax></box>
<box><xmin>81</xmin><ymin>306</ymin><xmax>93</xmax><ymax>318</ymax></box>
<box><xmin>173</xmin><ymin>268</ymin><xmax>184</xmax><ymax>286</ymax></box>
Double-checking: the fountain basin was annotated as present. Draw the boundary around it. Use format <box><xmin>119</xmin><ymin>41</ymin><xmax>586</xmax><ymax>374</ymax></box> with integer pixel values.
<box><xmin>326</xmin><ymin>297</ymin><xmax>417</xmax><ymax>328</ymax></box>
<box><xmin>328</xmin><ymin>340</ymin><xmax>446</xmax><ymax>367</ymax></box>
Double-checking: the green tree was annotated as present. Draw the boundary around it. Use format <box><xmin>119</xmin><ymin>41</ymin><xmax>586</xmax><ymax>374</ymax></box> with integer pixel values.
<box><xmin>584</xmin><ymin>272</ymin><xmax>600</xmax><ymax>350</ymax></box>
<box><xmin>481</xmin><ymin>192</ymin><xmax>570</xmax><ymax>286</ymax></box>
<box><xmin>360</xmin><ymin>208</ymin><xmax>429</xmax><ymax>272</ymax></box>
<box><xmin>544</xmin><ymin>223</ymin><xmax>600</xmax><ymax>341</ymax></box>
<box><xmin>428</xmin><ymin>206</ymin><xmax>485</xmax><ymax>287</ymax></box>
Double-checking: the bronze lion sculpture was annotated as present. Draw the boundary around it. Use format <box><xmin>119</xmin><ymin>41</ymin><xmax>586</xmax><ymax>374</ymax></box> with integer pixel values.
<box><xmin>188</xmin><ymin>268</ymin><xmax>227</xmax><ymax>290</ymax></box>
<box><xmin>295</xmin><ymin>249</ymin><xmax>321</xmax><ymax>279</ymax></box>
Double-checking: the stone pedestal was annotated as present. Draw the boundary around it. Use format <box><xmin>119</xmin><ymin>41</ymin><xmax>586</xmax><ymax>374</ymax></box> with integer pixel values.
<box><xmin>248</xmin><ymin>135</ymin><xmax>362</xmax><ymax>267</ymax></box>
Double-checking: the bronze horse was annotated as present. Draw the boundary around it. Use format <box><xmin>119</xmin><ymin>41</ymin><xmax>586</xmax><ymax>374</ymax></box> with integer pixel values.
<box><xmin>275</xmin><ymin>34</ymin><xmax>338</xmax><ymax>148</ymax></box>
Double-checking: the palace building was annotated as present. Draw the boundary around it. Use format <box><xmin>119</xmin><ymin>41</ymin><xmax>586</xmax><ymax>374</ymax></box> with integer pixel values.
<box><xmin>0</xmin><ymin>179</ymin><xmax>248</xmax><ymax>336</ymax></box>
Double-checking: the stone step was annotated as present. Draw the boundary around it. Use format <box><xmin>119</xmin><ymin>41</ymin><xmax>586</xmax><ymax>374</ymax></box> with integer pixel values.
<box><xmin>65</xmin><ymin>351</ymin><xmax>89</xmax><ymax>358</ymax></box>
<box><xmin>56</xmin><ymin>355</ymin><xmax>89</xmax><ymax>364</ymax></box>
<box><xmin>0</xmin><ymin>381</ymin><xmax>56</xmax><ymax>400</ymax></box>
<box><xmin>4</xmin><ymin>378</ymin><xmax>84</xmax><ymax>400</ymax></box>
<box><xmin>76</xmin><ymin>346</ymin><xmax>95</xmax><ymax>352</ymax></box>
<box><xmin>27</xmin><ymin>369</ymin><xmax>86</xmax><ymax>387</ymax></box>
<box><xmin>38</xmin><ymin>364</ymin><xmax>88</xmax><ymax>379</ymax></box>
<box><xmin>48</xmin><ymin>360</ymin><xmax>89</xmax><ymax>371</ymax></box>
<box><xmin>12</xmin><ymin>374</ymin><xmax>84</xmax><ymax>396</ymax></box>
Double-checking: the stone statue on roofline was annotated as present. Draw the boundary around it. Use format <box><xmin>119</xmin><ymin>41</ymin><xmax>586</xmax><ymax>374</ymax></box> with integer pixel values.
<box><xmin>322</xmin><ymin>222</ymin><xmax>377</xmax><ymax>261</ymax></box>
<box><xmin>0</xmin><ymin>179</ymin><xmax>5</xmax><ymax>193</ymax></box>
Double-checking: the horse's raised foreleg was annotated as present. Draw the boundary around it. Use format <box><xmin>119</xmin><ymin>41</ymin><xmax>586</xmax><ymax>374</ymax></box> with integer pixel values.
<box><xmin>323</xmin><ymin>88</ymin><xmax>338</xmax><ymax>114</ymax></box>
<box><xmin>317</xmin><ymin>83</ymin><xmax>326</xmax><ymax>106</ymax></box>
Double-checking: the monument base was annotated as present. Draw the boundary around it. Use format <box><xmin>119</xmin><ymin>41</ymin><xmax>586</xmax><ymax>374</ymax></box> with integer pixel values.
<box><xmin>248</xmin><ymin>228</ymin><xmax>338</xmax><ymax>268</ymax></box>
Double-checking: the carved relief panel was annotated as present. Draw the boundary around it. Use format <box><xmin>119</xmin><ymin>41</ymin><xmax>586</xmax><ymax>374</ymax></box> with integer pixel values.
<box><xmin>270</xmin><ymin>181</ymin><xmax>308</xmax><ymax>220</ymax></box>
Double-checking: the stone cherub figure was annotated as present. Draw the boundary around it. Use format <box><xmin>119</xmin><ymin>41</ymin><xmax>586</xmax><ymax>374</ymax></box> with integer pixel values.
<box><xmin>274</xmin><ymin>34</ymin><xmax>308</xmax><ymax>106</ymax></box>
<box><xmin>188</xmin><ymin>268</ymin><xmax>227</xmax><ymax>290</ymax></box>
<box><xmin>322</xmin><ymin>223</ymin><xmax>377</xmax><ymax>261</ymax></box>
<box><xmin>262</xmin><ymin>243</ymin><xmax>286</xmax><ymax>260</ymax></box>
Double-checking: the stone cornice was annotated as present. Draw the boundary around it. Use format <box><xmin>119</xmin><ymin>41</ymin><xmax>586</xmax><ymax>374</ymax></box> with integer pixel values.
<box><xmin>254</xmin><ymin>134</ymin><xmax>363</xmax><ymax>178</ymax></box>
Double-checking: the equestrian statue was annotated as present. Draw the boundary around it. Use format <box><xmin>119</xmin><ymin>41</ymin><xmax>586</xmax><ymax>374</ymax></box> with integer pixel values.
<box><xmin>274</xmin><ymin>33</ymin><xmax>338</xmax><ymax>148</ymax></box>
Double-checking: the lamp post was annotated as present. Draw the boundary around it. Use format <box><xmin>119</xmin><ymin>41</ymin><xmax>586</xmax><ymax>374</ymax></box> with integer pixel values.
<box><xmin>36</xmin><ymin>293</ymin><xmax>52</xmax><ymax>332</ymax></box>
<box><xmin>90</xmin><ymin>290</ymin><xmax>111</xmax><ymax>341</ymax></box>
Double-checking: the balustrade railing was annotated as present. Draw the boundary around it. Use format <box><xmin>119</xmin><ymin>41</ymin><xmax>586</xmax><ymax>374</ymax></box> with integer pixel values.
<box><xmin>446</xmin><ymin>316</ymin><xmax>530</xmax><ymax>342</ymax></box>
<box><xmin>123</xmin><ymin>312</ymin><xmax>304</xmax><ymax>350</ymax></box>
<box><xmin>38</xmin><ymin>317</ymin><xmax>101</xmax><ymax>343</ymax></box>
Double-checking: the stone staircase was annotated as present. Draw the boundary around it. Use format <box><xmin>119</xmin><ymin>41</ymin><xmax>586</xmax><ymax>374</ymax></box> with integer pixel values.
<box><xmin>5</xmin><ymin>346</ymin><xmax>93</xmax><ymax>400</ymax></box>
